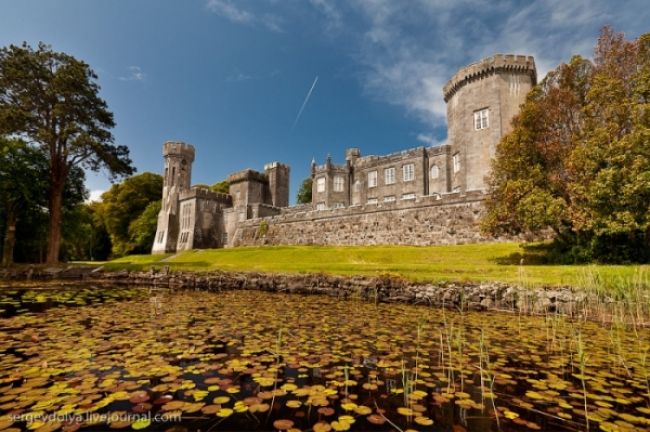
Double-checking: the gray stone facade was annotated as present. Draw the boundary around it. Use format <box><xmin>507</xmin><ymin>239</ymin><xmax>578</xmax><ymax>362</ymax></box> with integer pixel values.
<box><xmin>152</xmin><ymin>54</ymin><xmax>536</xmax><ymax>253</ymax></box>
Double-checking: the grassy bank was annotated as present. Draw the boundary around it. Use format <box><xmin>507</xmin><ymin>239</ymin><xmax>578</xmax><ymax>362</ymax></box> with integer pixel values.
<box><xmin>93</xmin><ymin>242</ymin><xmax>647</xmax><ymax>287</ymax></box>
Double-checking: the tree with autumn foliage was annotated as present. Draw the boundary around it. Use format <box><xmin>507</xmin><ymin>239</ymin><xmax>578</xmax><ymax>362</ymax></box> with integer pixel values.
<box><xmin>482</xmin><ymin>28</ymin><xmax>650</xmax><ymax>262</ymax></box>
<box><xmin>0</xmin><ymin>43</ymin><xmax>134</xmax><ymax>264</ymax></box>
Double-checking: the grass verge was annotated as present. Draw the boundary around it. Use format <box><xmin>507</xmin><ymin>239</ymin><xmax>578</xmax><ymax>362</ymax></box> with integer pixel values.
<box><xmin>89</xmin><ymin>242</ymin><xmax>647</xmax><ymax>287</ymax></box>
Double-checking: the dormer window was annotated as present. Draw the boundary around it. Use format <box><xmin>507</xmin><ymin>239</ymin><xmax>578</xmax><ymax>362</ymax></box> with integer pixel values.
<box><xmin>474</xmin><ymin>108</ymin><xmax>489</xmax><ymax>130</ymax></box>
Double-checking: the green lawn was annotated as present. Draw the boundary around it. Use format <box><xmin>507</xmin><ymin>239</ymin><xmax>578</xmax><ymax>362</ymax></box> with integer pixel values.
<box><xmin>94</xmin><ymin>243</ymin><xmax>647</xmax><ymax>287</ymax></box>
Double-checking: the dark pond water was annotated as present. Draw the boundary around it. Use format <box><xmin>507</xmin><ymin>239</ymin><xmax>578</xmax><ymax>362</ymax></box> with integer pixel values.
<box><xmin>0</xmin><ymin>286</ymin><xmax>648</xmax><ymax>432</ymax></box>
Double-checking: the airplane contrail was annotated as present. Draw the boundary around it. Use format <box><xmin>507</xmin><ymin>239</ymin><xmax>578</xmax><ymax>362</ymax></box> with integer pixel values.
<box><xmin>292</xmin><ymin>75</ymin><xmax>319</xmax><ymax>130</ymax></box>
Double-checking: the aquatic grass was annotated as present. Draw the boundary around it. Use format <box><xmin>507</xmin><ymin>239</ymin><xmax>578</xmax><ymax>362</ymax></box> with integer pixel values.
<box><xmin>2</xmin><ymin>288</ymin><xmax>650</xmax><ymax>431</ymax></box>
<box><xmin>576</xmin><ymin>332</ymin><xmax>590</xmax><ymax>431</ymax></box>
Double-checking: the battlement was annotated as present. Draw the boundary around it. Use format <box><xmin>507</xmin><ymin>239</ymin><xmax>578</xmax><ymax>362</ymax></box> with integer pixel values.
<box><xmin>227</xmin><ymin>169</ymin><xmax>268</xmax><ymax>185</ymax></box>
<box><xmin>443</xmin><ymin>54</ymin><xmax>536</xmax><ymax>102</ymax></box>
<box><xmin>163</xmin><ymin>141</ymin><xmax>195</xmax><ymax>161</ymax></box>
<box><xmin>180</xmin><ymin>186</ymin><xmax>232</xmax><ymax>204</ymax></box>
<box><xmin>264</xmin><ymin>161</ymin><xmax>289</xmax><ymax>171</ymax></box>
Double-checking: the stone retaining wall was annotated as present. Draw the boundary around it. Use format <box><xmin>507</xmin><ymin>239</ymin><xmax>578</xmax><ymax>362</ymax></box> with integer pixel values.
<box><xmin>233</xmin><ymin>193</ymin><xmax>506</xmax><ymax>247</ymax></box>
<box><xmin>0</xmin><ymin>267</ymin><xmax>590</xmax><ymax>317</ymax></box>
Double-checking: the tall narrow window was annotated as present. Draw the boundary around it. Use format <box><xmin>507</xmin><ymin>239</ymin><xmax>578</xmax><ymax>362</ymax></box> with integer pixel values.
<box><xmin>384</xmin><ymin>167</ymin><xmax>396</xmax><ymax>185</ymax></box>
<box><xmin>368</xmin><ymin>171</ymin><xmax>378</xmax><ymax>188</ymax></box>
<box><xmin>453</xmin><ymin>153</ymin><xmax>461</xmax><ymax>173</ymax></box>
<box><xmin>474</xmin><ymin>108</ymin><xmax>489</xmax><ymax>130</ymax></box>
<box><xmin>402</xmin><ymin>164</ymin><xmax>415</xmax><ymax>182</ymax></box>
<box><xmin>317</xmin><ymin>177</ymin><xmax>326</xmax><ymax>193</ymax></box>
<box><xmin>430</xmin><ymin>165</ymin><xmax>439</xmax><ymax>179</ymax></box>
<box><xmin>333</xmin><ymin>176</ymin><xmax>344</xmax><ymax>192</ymax></box>
<box><xmin>171</xmin><ymin>167</ymin><xmax>176</xmax><ymax>186</ymax></box>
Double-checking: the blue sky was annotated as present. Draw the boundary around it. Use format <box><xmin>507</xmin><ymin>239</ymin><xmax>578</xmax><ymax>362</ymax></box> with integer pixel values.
<box><xmin>1</xmin><ymin>0</ymin><xmax>648</xmax><ymax>203</ymax></box>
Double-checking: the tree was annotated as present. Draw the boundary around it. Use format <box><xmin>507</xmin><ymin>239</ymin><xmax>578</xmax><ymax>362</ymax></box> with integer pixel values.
<box><xmin>0</xmin><ymin>43</ymin><xmax>134</xmax><ymax>264</ymax></box>
<box><xmin>210</xmin><ymin>180</ymin><xmax>230</xmax><ymax>194</ymax></box>
<box><xmin>0</xmin><ymin>137</ymin><xmax>48</xmax><ymax>265</ymax></box>
<box><xmin>482</xmin><ymin>28</ymin><xmax>650</xmax><ymax>262</ymax></box>
<box><xmin>61</xmin><ymin>202</ymin><xmax>112</xmax><ymax>262</ymax></box>
<box><xmin>296</xmin><ymin>177</ymin><xmax>312</xmax><ymax>204</ymax></box>
<box><xmin>128</xmin><ymin>200</ymin><xmax>161</xmax><ymax>254</ymax></box>
<box><xmin>101</xmin><ymin>172</ymin><xmax>162</xmax><ymax>256</ymax></box>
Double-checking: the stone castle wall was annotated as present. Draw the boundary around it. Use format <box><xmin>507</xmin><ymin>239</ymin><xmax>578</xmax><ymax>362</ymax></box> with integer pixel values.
<box><xmin>232</xmin><ymin>192</ymin><xmax>502</xmax><ymax>247</ymax></box>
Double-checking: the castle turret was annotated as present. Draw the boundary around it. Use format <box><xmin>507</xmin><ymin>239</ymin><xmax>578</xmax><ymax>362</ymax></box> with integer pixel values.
<box><xmin>151</xmin><ymin>141</ymin><xmax>195</xmax><ymax>254</ymax></box>
<box><xmin>264</xmin><ymin>161</ymin><xmax>290</xmax><ymax>208</ymax></box>
<box><xmin>443</xmin><ymin>54</ymin><xmax>536</xmax><ymax>192</ymax></box>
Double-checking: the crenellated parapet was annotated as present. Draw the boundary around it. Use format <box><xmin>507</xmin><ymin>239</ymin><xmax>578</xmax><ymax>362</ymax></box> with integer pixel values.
<box><xmin>443</xmin><ymin>54</ymin><xmax>536</xmax><ymax>102</ymax></box>
<box><xmin>227</xmin><ymin>169</ymin><xmax>268</xmax><ymax>185</ymax></box>
<box><xmin>163</xmin><ymin>141</ymin><xmax>195</xmax><ymax>161</ymax></box>
<box><xmin>180</xmin><ymin>186</ymin><xmax>232</xmax><ymax>204</ymax></box>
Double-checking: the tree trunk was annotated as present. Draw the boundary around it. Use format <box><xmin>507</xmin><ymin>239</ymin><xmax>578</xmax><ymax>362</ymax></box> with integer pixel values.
<box><xmin>2</xmin><ymin>206</ymin><xmax>17</xmax><ymax>267</ymax></box>
<box><xmin>46</xmin><ymin>178</ymin><xmax>65</xmax><ymax>264</ymax></box>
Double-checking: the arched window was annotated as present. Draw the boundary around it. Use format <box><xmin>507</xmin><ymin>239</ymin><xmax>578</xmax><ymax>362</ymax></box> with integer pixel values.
<box><xmin>430</xmin><ymin>165</ymin><xmax>439</xmax><ymax>179</ymax></box>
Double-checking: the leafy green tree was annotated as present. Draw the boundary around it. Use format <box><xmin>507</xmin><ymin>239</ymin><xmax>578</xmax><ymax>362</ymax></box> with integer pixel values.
<box><xmin>128</xmin><ymin>200</ymin><xmax>161</xmax><ymax>254</ymax></box>
<box><xmin>296</xmin><ymin>177</ymin><xmax>312</xmax><ymax>204</ymax></box>
<box><xmin>210</xmin><ymin>180</ymin><xmax>230</xmax><ymax>194</ymax></box>
<box><xmin>101</xmin><ymin>172</ymin><xmax>162</xmax><ymax>256</ymax></box>
<box><xmin>0</xmin><ymin>138</ymin><xmax>48</xmax><ymax>265</ymax></box>
<box><xmin>61</xmin><ymin>202</ymin><xmax>112</xmax><ymax>261</ymax></box>
<box><xmin>483</xmin><ymin>28</ymin><xmax>650</xmax><ymax>262</ymax></box>
<box><xmin>0</xmin><ymin>43</ymin><xmax>134</xmax><ymax>264</ymax></box>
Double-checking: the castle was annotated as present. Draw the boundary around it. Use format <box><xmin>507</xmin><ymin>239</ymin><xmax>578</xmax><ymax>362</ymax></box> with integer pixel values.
<box><xmin>152</xmin><ymin>54</ymin><xmax>536</xmax><ymax>253</ymax></box>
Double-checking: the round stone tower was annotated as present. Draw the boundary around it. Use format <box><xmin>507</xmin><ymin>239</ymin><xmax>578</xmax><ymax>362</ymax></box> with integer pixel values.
<box><xmin>151</xmin><ymin>141</ymin><xmax>195</xmax><ymax>254</ymax></box>
<box><xmin>443</xmin><ymin>54</ymin><xmax>536</xmax><ymax>192</ymax></box>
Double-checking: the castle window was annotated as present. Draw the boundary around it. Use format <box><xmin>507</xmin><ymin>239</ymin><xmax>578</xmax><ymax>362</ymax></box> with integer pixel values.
<box><xmin>402</xmin><ymin>193</ymin><xmax>416</xmax><ymax>200</ymax></box>
<box><xmin>384</xmin><ymin>167</ymin><xmax>396</xmax><ymax>185</ymax></box>
<box><xmin>316</xmin><ymin>202</ymin><xmax>326</xmax><ymax>211</ymax></box>
<box><xmin>334</xmin><ymin>202</ymin><xmax>345</xmax><ymax>209</ymax></box>
<box><xmin>181</xmin><ymin>203</ymin><xmax>192</xmax><ymax>229</ymax></box>
<box><xmin>430</xmin><ymin>165</ymin><xmax>440</xmax><ymax>179</ymax></box>
<box><xmin>402</xmin><ymin>164</ymin><xmax>415</xmax><ymax>182</ymax></box>
<box><xmin>171</xmin><ymin>167</ymin><xmax>176</xmax><ymax>186</ymax></box>
<box><xmin>453</xmin><ymin>153</ymin><xmax>461</xmax><ymax>173</ymax></box>
<box><xmin>333</xmin><ymin>176</ymin><xmax>344</xmax><ymax>192</ymax></box>
<box><xmin>157</xmin><ymin>230</ymin><xmax>165</xmax><ymax>243</ymax></box>
<box><xmin>317</xmin><ymin>177</ymin><xmax>326</xmax><ymax>193</ymax></box>
<box><xmin>367</xmin><ymin>171</ymin><xmax>378</xmax><ymax>188</ymax></box>
<box><xmin>384</xmin><ymin>195</ymin><xmax>396</xmax><ymax>203</ymax></box>
<box><xmin>474</xmin><ymin>108</ymin><xmax>489</xmax><ymax>130</ymax></box>
<box><xmin>367</xmin><ymin>197</ymin><xmax>378</xmax><ymax>205</ymax></box>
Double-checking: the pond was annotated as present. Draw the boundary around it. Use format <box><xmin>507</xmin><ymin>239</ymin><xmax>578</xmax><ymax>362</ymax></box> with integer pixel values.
<box><xmin>0</xmin><ymin>286</ymin><xmax>648</xmax><ymax>432</ymax></box>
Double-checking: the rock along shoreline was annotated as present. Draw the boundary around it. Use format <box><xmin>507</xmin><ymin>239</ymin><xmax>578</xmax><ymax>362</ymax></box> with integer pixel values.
<box><xmin>0</xmin><ymin>265</ymin><xmax>596</xmax><ymax>317</ymax></box>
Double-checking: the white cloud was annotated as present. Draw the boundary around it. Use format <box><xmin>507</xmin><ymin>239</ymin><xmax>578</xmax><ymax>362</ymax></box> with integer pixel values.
<box><xmin>206</xmin><ymin>0</ymin><xmax>284</xmax><ymax>32</ymax></box>
<box><xmin>309</xmin><ymin>0</ymin><xmax>342</xmax><ymax>31</ymax></box>
<box><xmin>119</xmin><ymin>66</ymin><xmax>146</xmax><ymax>82</ymax></box>
<box><xmin>226</xmin><ymin>72</ymin><xmax>253</xmax><ymax>82</ymax></box>
<box><xmin>416</xmin><ymin>133</ymin><xmax>446</xmax><ymax>147</ymax></box>
<box><xmin>86</xmin><ymin>190</ymin><xmax>104</xmax><ymax>203</ymax></box>
<box><xmin>202</xmin><ymin>0</ymin><xmax>648</xmax><ymax>132</ymax></box>
<box><xmin>346</xmin><ymin>0</ymin><xmax>648</xmax><ymax>130</ymax></box>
